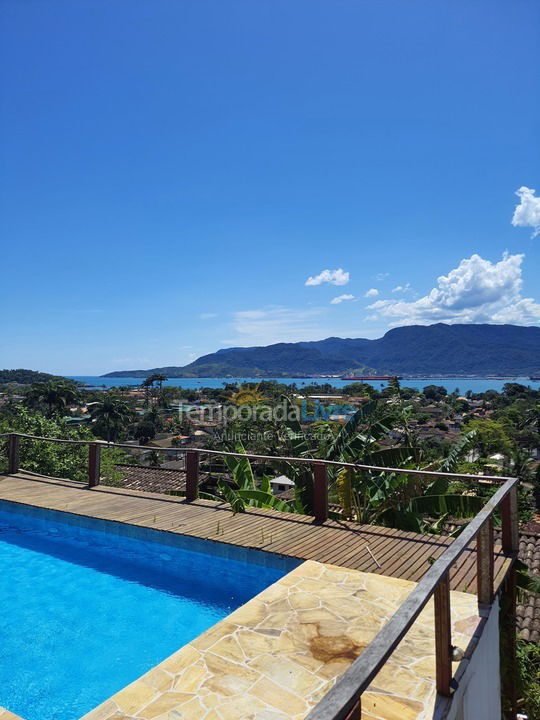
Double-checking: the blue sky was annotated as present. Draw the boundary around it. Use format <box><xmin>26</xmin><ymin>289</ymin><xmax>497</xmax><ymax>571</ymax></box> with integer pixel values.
<box><xmin>1</xmin><ymin>0</ymin><xmax>539</xmax><ymax>375</ymax></box>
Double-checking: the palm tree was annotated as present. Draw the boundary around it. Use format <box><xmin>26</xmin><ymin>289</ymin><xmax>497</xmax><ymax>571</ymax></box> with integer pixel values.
<box><xmin>141</xmin><ymin>374</ymin><xmax>168</xmax><ymax>406</ymax></box>
<box><xmin>90</xmin><ymin>394</ymin><xmax>133</xmax><ymax>443</ymax></box>
<box><xmin>503</xmin><ymin>448</ymin><xmax>535</xmax><ymax>483</ymax></box>
<box><xmin>141</xmin><ymin>377</ymin><xmax>154</xmax><ymax>407</ymax></box>
<box><xmin>152</xmin><ymin>373</ymin><xmax>168</xmax><ymax>391</ymax></box>
<box><xmin>25</xmin><ymin>381</ymin><xmax>79</xmax><ymax>418</ymax></box>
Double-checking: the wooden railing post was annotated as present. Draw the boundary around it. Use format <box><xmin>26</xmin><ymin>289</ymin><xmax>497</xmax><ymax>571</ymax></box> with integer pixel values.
<box><xmin>8</xmin><ymin>433</ymin><xmax>20</xmax><ymax>474</ymax></box>
<box><xmin>185</xmin><ymin>450</ymin><xmax>199</xmax><ymax>502</ymax></box>
<box><xmin>88</xmin><ymin>442</ymin><xmax>101</xmax><ymax>487</ymax></box>
<box><xmin>434</xmin><ymin>572</ymin><xmax>452</xmax><ymax>697</ymax></box>
<box><xmin>477</xmin><ymin>517</ymin><xmax>494</xmax><ymax>605</ymax></box>
<box><xmin>313</xmin><ymin>462</ymin><xmax>328</xmax><ymax>523</ymax></box>
<box><xmin>501</xmin><ymin>484</ymin><xmax>519</xmax><ymax>554</ymax></box>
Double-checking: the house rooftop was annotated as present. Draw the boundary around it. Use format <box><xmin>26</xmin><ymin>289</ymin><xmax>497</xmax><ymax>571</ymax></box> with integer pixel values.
<box><xmin>517</xmin><ymin>529</ymin><xmax>540</xmax><ymax>642</ymax></box>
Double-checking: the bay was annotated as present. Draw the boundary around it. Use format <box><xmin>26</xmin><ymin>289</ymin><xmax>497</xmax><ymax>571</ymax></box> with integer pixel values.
<box><xmin>68</xmin><ymin>376</ymin><xmax>540</xmax><ymax>395</ymax></box>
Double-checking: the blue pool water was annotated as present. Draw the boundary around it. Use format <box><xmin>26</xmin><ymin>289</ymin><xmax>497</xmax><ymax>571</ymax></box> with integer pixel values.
<box><xmin>0</xmin><ymin>502</ymin><xmax>296</xmax><ymax>720</ymax></box>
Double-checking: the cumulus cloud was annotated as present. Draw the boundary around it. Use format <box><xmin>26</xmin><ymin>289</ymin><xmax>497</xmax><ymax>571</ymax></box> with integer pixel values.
<box><xmin>330</xmin><ymin>294</ymin><xmax>355</xmax><ymax>305</ymax></box>
<box><xmin>305</xmin><ymin>268</ymin><xmax>349</xmax><ymax>286</ymax></box>
<box><xmin>367</xmin><ymin>253</ymin><xmax>540</xmax><ymax>326</ymax></box>
<box><xmin>512</xmin><ymin>186</ymin><xmax>540</xmax><ymax>237</ymax></box>
<box><xmin>392</xmin><ymin>283</ymin><xmax>411</xmax><ymax>293</ymax></box>
<box><xmin>364</xmin><ymin>288</ymin><xmax>379</xmax><ymax>298</ymax></box>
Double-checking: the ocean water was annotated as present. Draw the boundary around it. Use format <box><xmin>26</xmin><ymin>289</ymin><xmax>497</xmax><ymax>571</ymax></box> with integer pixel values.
<box><xmin>0</xmin><ymin>503</ymin><xmax>292</xmax><ymax>720</ymax></box>
<box><xmin>68</xmin><ymin>375</ymin><xmax>540</xmax><ymax>395</ymax></box>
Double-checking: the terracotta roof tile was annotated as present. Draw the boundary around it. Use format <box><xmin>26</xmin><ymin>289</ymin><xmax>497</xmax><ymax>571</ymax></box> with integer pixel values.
<box><xmin>517</xmin><ymin>530</ymin><xmax>540</xmax><ymax>642</ymax></box>
<box><xmin>108</xmin><ymin>464</ymin><xmax>189</xmax><ymax>493</ymax></box>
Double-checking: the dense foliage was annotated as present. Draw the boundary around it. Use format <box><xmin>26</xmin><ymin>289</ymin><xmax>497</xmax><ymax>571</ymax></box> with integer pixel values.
<box><xmin>516</xmin><ymin>641</ymin><xmax>540</xmax><ymax>719</ymax></box>
<box><xmin>0</xmin><ymin>368</ymin><xmax>76</xmax><ymax>385</ymax></box>
<box><xmin>0</xmin><ymin>407</ymin><xmax>126</xmax><ymax>483</ymax></box>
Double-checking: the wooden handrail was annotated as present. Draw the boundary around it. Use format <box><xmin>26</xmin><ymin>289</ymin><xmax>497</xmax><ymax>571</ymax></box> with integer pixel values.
<box><xmin>304</xmin><ymin>476</ymin><xmax>518</xmax><ymax>720</ymax></box>
<box><xmin>2</xmin><ymin>432</ymin><xmax>511</xmax><ymax>483</ymax></box>
<box><xmin>1</xmin><ymin>430</ymin><xmax>519</xmax><ymax>718</ymax></box>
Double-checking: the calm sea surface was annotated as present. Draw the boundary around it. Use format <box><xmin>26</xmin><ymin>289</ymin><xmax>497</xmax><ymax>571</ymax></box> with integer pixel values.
<box><xmin>68</xmin><ymin>376</ymin><xmax>540</xmax><ymax>394</ymax></box>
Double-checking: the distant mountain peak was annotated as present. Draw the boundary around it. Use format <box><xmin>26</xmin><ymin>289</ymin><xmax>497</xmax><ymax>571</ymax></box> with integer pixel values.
<box><xmin>102</xmin><ymin>323</ymin><xmax>540</xmax><ymax>378</ymax></box>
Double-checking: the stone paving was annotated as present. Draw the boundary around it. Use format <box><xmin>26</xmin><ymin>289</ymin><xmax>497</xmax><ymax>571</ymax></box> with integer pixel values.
<box><xmin>0</xmin><ymin>710</ymin><xmax>24</xmax><ymax>720</ymax></box>
<box><xmin>81</xmin><ymin>560</ymin><xmax>481</xmax><ymax>720</ymax></box>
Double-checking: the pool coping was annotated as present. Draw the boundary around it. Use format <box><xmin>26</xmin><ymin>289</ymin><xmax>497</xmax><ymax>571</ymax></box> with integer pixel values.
<box><xmin>79</xmin><ymin>559</ymin><xmax>484</xmax><ymax>720</ymax></box>
<box><xmin>0</xmin><ymin>473</ymin><xmax>514</xmax><ymax>597</ymax></box>
<box><xmin>0</xmin><ymin>497</ymin><xmax>299</xmax><ymax>573</ymax></box>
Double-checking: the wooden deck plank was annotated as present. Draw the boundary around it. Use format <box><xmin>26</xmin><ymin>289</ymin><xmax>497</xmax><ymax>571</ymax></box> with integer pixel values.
<box><xmin>0</xmin><ymin>473</ymin><xmax>514</xmax><ymax>594</ymax></box>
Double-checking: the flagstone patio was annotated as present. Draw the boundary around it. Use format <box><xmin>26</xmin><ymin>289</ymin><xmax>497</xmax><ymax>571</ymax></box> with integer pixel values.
<box><xmin>81</xmin><ymin>560</ymin><xmax>482</xmax><ymax>720</ymax></box>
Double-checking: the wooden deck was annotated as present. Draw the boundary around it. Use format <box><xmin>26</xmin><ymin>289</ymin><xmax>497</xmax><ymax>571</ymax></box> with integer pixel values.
<box><xmin>0</xmin><ymin>472</ymin><xmax>511</xmax><ymax>593</ymax></box>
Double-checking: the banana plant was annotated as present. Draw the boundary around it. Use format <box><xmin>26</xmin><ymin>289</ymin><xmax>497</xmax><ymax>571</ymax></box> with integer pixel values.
<box><xmin>280</xmin><ymin>397</ymin><xmax>418</xmax><ymax>515</ymax></box>
<box><xmin>209</xmin><ymin>444</ymin><xmax>296</xmax><ymax>514</ymax></box>
<box><xmin>360</xmin><ymin>431</ymin><xmax>483</xmax><ymax>532</ymax></box>
<box><xmin>281</xmin><ymin>396</ymin><xmax>482</xmax><ymax>531</ymax></box>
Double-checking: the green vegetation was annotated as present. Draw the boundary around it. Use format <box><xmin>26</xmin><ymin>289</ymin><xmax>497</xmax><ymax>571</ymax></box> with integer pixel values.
<box><xmin>0</xmin><ymin>369</ymin><xmax>75</xmax><ymax>385</ymax></box>
<box><xmin>0</xmin><ymin>407</ymin><xmax>126</xmax><ymax>484</ymax></box>
<box><xmin>1</xmin><ymin>373</ymin><xmax>538</xmax><ymax>713</ymax></box>
<box><xmin>1</xmin><ymin>377</ymin><xmax>538</xmax><ymax>528</ymax></box>
<box><xmin>516</xmin><ymin>641</ymin><xmax>540</xmax><ymax>719</ymax></box>
<box><xmin>103</xmin><ymin>323</ymin><xmax>540</xmax><ymax>378</ymax></box>
<box><xmin>90</xmin><ymin>395</ymin><xmax>134</xmax><ymax>443</ymax></box>
<box><xmin>24</xmin><ymin>381</ymin><xmax>80</xmax><ymax>418</ymax></box>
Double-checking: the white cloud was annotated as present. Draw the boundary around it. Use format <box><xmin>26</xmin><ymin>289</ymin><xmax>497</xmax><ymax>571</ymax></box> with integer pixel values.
<box><xmin>512</xmin><ymin>186</ymin><xmax>540</xmax><ymax>238</ymax></box>
<box><xmin>305</xmin><ymin>268</ymin><xmax>349</xmax><ymax>286</ymax></box>
<box><xmin>330</xmin><ymin>294</ymin><xmax>355</xmax><ymax>305</ymax></box>
<box><xmin>364</xmin><ymin>288</ymin><xmax>379</xmax><ymax>298</ymax></box>
<box><xmin>367</xmin><ymin>253</ymin><xmax>540</xmax><ymax>326</ymax></box>
<box><xmin>227</xmin><ymin>306</ymin><xmax>326</xmax><ymax>345</ymax></box>
<box><xmin>199</xmin><ymin>312</ymin><xmax>218</xmax><ymax>320</ymax></box>
<box><xmin>375</xmin><ymin>272</ymin><xmax>389</xmax><ymax>281</ymax></box>
<box><xmin>392</xmin><ymin>283</ymin><xmax>411</xmax><ymax>293</ymax></box>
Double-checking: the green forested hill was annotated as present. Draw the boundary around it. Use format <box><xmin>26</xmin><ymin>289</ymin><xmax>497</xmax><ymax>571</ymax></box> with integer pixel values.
<box><xmin>103</xmin><ymin>323</ymin><xmax>540</xmax><ymax>378</ymax></box>
<box><xmin>0</xmin><ymin>369</ymin><xmax>74</xmax><ymax>385</ymax></box>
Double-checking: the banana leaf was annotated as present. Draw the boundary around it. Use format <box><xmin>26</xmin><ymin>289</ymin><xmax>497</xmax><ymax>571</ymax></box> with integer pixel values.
<box><xmin>236</xmin><ymin>489</ymin><xmax>293</xmax><ymax>513</ymax></box>
<box><xmin>409</xmin><ymin>493</ymin><xmax>483</xmax><ymax>518</ymax></box>
<box><xmin>281</xmin><ymin>395</ymin><xmax>312</xmax><ymax>458</ymax></box>
<box><xmin>438</xmin><ymin>430</ymin><xmax>477</xmax><ymax>473</ymax></box>
<box><xmin>224</xmin><ymin>443</ymin><xmax>255</xmax><ymax>490</ymax></box>
<box><xmin>259</xmin><ymin>475</ymin><xmax>272</xmax><ymax>494</ymax></box>
<box><xmin>217</xmin><ymin>479</ymin><xmax>245</xmax><ymax>513</ymax></box>
<box><xmin>326</xmin><ymin>401</ymin><xmax>379</xmax><ymax>462</ymax></box>
<box><xmin>363</xmin><ymin>447</ymin><xmax>418</xmax><ymax>467</ymax></box>
<box><xmin>378</xmin><ymin>507</ymin><xmax>423</xmax><ymax>532</ymax></box>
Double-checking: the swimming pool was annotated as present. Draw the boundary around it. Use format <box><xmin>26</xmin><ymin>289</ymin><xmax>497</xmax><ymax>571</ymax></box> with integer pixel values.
<box><xmin>0</xmin><ymin>501</ymin><xmax>298</xmax><ymax>720</ymax></box>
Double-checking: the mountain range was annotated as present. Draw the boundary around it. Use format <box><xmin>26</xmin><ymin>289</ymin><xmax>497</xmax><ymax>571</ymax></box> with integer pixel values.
<box><xmin>103</xmin><ymin>324</ymin><xmax>540</xmax><ymax>378</ymax></box>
